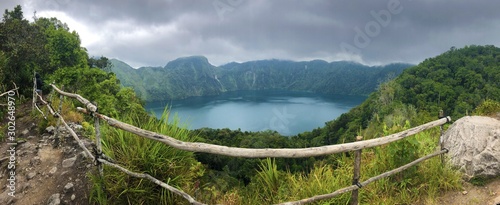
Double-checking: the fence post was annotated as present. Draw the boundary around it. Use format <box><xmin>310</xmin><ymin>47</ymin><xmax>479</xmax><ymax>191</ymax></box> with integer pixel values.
<box><xmin>438</xmin><ymin>110</ymin><xmax>444</xmax><ymax>164</ymax></box>
<box><xmin>94</xmin><ymin>102</ymin><xmax>103</xmax><ymax>177</ymax></box>
<box><xmin>351</xmin><ymin>136</ymin><xmax>363</xmax><ymax>205</ymax></box>
<box><xmin>32</xmin><ymin>71</ymin><xmax>36</xmax><ymax>111</ymax></box>
<box><xmin>55</xmin><ymin>86</ymin><xmax>64</xmax><ymax>146</ymax></box>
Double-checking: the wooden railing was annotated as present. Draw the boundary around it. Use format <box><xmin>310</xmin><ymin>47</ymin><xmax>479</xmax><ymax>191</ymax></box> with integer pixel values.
<box><xmin>34</xmin><ymin>83</ymin><xmax>451</xmax><ymax>205</ymax></box>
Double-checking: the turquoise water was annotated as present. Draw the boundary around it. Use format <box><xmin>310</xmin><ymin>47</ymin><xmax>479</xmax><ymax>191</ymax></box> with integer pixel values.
<box><xmin>145</xmin><ymin>90</ymin><xmax>366</xmax><ymax>136</ymax></box>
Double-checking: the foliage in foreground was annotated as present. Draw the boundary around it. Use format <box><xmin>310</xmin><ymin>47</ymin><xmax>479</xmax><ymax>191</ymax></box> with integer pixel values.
<box><xmin>91</xmin><ymin>109</ymin><xmax>204</xmax><ymax>204</ymax></box>
<box><xmin>204</xmin><ymin>121</ymin><xmax>462</xmax><ymax>205</ymax></box>
<box><xmin>474</xmin><ymin>99</ymin><xmax>500</xmax><ymax>116</ymax></box>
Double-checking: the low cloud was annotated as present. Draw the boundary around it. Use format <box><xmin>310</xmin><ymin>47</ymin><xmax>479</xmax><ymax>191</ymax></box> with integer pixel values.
<box><xmin>2</xmin><ymin>0</ymin><xmax>499</xmax><ymax>67</ymax></box>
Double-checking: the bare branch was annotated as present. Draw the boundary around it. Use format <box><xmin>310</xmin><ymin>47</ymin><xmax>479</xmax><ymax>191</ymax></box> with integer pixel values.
<box><xmin>50</xmin><ymin>84</ymin><xmax>97</xmax><ymax>112</ymax></box>
<box><xmin>0</xmin><ymin>87</ymin><xmax>19</xmax><ymax>98</ymax></box>
<box><xmin>35</xmin><ymin>93</ymin><xmax>58</xmax><ymax>116</ymax></box>
<box><xmin>58</xmin><ymin>114</ymin><xmax>95</xmax><ymax>160</ymax></box>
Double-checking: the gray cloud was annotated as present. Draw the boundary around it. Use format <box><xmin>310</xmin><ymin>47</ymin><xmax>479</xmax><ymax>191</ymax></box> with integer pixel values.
<box><xmin>2</xmin><ymin>0</ymin><xmax>500</xmax><ymax>67</ymax></box>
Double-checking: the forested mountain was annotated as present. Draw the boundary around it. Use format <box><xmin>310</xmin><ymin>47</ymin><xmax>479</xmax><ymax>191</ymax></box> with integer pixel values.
<box><xmin>317</xmin><ymin>45</ymin><xmax>500</xmax><ymax>145</ymax></box>
<box><xmin>111</xmin><ymin>57</ymin><xmax>412</xmax><ymax>101</ymax></box>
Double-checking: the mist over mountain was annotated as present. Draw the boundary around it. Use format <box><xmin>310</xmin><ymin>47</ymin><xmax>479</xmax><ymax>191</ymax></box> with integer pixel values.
<box><xmin>111</xmin><ymin>56</ymin><xmax>413</xmax><ymax>102</ymax></box>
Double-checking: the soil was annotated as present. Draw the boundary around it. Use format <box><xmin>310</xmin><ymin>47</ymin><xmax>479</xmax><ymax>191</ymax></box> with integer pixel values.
<box><xmin>435</xmin><ymin>179</ymin><xmax>500</xmax><ymax>205</ymax></box>
<box><xmin>0</xmin><ymin>102</ymin><xmax>96</xmax><ymax>205</ymax></box>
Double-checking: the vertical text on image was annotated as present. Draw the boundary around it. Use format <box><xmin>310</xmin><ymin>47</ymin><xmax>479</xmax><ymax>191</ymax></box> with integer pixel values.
<box><xmin>6</xmin><ymin>90</ymin><xmax>17</xmax><ymax>197</ymax></box>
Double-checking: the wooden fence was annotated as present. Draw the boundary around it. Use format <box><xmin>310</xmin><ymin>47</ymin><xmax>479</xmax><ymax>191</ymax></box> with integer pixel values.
<box><xmin>31</xmin><ymin>83</ymin><xmax>451</xmax><ymax>205</ymax></box>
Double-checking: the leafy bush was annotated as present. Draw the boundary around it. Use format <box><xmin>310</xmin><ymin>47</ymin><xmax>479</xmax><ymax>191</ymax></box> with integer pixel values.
<box><xmin>474</xmin><ymin>99</ymin><xmax>500</xmax><ymax>116</ymax></box>
<box><xmin>49</xmin><ymin>67</ymin><xmax>146</xmax><ymax>119</ymax></box>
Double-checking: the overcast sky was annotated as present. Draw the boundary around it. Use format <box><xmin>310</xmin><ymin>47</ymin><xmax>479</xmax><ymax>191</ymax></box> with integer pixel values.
<box><xmin>2</xmin><ymin>0</ymin><xmax>500</xmax><ymax>68</ymax></box>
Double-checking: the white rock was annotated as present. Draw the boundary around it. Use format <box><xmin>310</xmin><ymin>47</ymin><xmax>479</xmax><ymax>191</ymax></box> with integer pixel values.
<box><xmin>47</xmin><ymin>193</ymin><xmax>61</xmax><ymax>205</ymax></box>
<box><xmin>64</xmin><ymin>182</ymin><xmax>74</xmax><ymax>193</ymax></box>
<box><xmin>45</xmin><ymin>126</ymin><xmax>55</xmax><ymax>134</ymax></box>
<box><xmin>442</xmin><ymin>116</ymin><xmax>500</xmax><ymax>178</ymax></box>
<box><xmin>62</xmin><ymin>156</ymin><xmax>77</xmax><ymax>168</ymax></box>
<box><xmin>49</xmin><ymin>167</ymin><xmax>58</xmax><ymax>175</ymax></box>
<box><xmin>72</xmin><ymin>124</ymin><xmax>83</xmax><ymax>130</ymax></box>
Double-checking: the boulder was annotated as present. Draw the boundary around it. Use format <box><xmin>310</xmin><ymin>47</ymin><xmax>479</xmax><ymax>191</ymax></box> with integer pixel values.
<box><xmin>442</xmin><ymin>116</ymin><xmax>500</xmax><ymax>179</ymax></box>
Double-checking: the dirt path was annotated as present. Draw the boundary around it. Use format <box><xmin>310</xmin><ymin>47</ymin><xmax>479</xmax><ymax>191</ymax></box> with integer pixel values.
<box><xmin>0</xmin><ymin>103</ymin><xmax>95</xmax><ymax>205</ymax></box>
<box><xmin>435</xmin><ymin>178</ymin><xmax>500</xmax><ymax>205</ymax></box>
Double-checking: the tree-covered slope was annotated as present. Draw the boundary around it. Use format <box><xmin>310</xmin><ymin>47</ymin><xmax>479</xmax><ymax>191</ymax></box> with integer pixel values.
<box><xmin>319</xmin><ymin>45</ymin><xmax>500</xmax><ymax>145</ymax></box>
<box><xmin>217</xmin><ymin>60</ymin><xmax>408</xmax><ymax>94</ymax></box>
<box><xmin>111</xmin><ymin>56</ymin><xmax>412</xmax><ymax>102</ymax></box>
<box><xmin>396</xmin><ymin>45</ymin><xmax>500</xmax><ymax>117</ymax></box>
<box><xmin>109</xmin><ymin>59</ymin><xmax>153</xmax><ymax>100</ymax></box>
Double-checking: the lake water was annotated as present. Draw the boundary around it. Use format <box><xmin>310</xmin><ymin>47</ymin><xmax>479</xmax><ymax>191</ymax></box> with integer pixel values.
<box><xmin>145</xmin><ymin>90</ymin><xmax>366</xmax><ymax>136</ymax></box>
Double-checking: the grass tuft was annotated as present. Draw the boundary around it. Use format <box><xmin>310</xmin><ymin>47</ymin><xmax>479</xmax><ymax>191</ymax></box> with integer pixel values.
<box><xmin>90</xmin><ymin>107</ymin><xmax>204</xmax><ymax>204</ymax></box>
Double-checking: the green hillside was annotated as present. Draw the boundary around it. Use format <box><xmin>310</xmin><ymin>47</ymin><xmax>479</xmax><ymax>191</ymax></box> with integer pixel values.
<box><xmin>319</xmin><ymin>45</ymin><xmax>500</xmax><ymax>145</ymax></box>
<box><xmin>111</xmin><ymin>56</ymin><xmax>412</xmax><ymax>101</ymax></box>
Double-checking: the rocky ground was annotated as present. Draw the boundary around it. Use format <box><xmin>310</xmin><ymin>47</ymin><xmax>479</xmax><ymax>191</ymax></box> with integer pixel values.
<box><xmin>0</xmin><ymin>103</ymin><xmax>95</xmax><ymax>205</ymax></box>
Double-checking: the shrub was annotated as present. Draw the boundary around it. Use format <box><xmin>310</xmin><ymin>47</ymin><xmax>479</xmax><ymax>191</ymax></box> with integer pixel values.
<box><xmin>474</xmin><ymin>99</ymin><xmax>500</xmax><ymax>116</ymax></box>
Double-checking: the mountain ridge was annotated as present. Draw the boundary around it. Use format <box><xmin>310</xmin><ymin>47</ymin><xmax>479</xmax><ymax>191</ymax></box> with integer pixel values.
<box><xmin>110</xmin><ymin>56</ymin><xmax>414</xmax><ymax>102</ymax></box>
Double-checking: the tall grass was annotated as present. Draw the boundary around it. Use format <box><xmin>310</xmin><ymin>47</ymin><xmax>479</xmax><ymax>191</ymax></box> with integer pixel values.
<box><xmin>238</xmin><ymin>125</ymin><xmax>461</xmax><ymax>204</ymax></box>
<box><xmin>90</xmin><ymin>107</ymin><xmax>204</xmax><ymax>204</ymax></box>
<box><xmin>285</xmin><ymin>157</ymin><xmax>353</xmax><ymax>204</ymax></box>
<box><xmin>359</xmin><ymin>126</ymin><xmax>461</xmax><ymax>204</ymax></box>
<box><xmin>255</xmin><ymin>158</ymin><xmax>281</xmax><ymax>203</ymax></box>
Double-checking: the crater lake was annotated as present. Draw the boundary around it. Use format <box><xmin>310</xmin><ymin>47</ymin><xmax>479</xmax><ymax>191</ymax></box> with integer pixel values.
<box><xmin>145</xmin><ymin>90</ymin><xmax>367</xmax><ymax>136</ymax></box>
